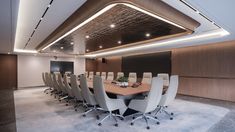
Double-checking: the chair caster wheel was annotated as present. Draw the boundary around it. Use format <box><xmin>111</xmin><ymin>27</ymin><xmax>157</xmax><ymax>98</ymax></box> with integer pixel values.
<box><xmin>59</xmin><ymin>100</ymin><xmax>61</xmax><ymax>102</ymax></box>
<box><xmin>130</xmin><ymin>122</ymin><xmax>134</xmax><ymax>126</ymax></box>
<box><xmin>170</xmin><ymin>117</ymin><xmax>173</xmax><ymax>120</ymax></box>
<box><xmin>154</xmin><ymin>117</ymin><xmax>158</xmax><ymax>119</ymax></box>
<box><xmin>147</xmin><ymin>126</ymin><xmax>150</xmax><ymax>129</ymax></box>
<box><xmin>66</xmin><ymin>104</ymin><xmax>68</xmax><ymax>106</ymax></box>
<box><xmin>120</xmin><ymin>118</ymin><xmax>124</xmax><ymax>121</ymax></box>
<box><xmin>156</xmin><ymin>122</ymin><xmax>160</xmax><ymax>125</ymax></box>
<box><xmin>96</xmin><ymin>115</ymin><xmax>100</xmax><ymax>120</ymax></box>
<box><xmin>171</xmin><ymin>113</ymin><xmax>174</xmax><ymax>115</ymax></box>
<box><xmin>75</xmin><ymin>109</ymin><xmax>77</xmax><ymax>112</ymax></box>
<box><xmin>98</xmin><ymin>123</ymin><xmax>102</xmax><ymax>126</ymax></box>
<box><xmin>83</xmin><ymin>114</ymin><xmax>86</xmax><ymax>117</ymax></box>
<box><xmin>132</xmin><ymin>117</ymin><xmax>135</xmax><ymax>119</ymax></box>
<box><xmin>114</xmin><ymin>124</ymin><xmax>118</xmax><ymax>127</ymax></box>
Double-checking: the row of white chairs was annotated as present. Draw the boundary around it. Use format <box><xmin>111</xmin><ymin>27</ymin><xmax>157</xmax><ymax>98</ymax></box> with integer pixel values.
<box><xmin>42</xmin><ymin>72</ymin><xmax>179</xmax><ymax>129</ymax></box>
<box><xmin>86</xmin><ymin>71</ymin><xmax>170</xmax><ymax>85</ymax></box>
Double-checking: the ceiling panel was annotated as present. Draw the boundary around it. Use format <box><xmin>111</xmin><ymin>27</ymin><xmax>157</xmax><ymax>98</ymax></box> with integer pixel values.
<box><xmin>25</xmin><ymin>0</ymin><xmax>86</xmax><ymax>50</ymax></box>
<box><xmin>14</xmin><ymin>0</ymin><xmax>51</xmax><ymax>49</ymax></box>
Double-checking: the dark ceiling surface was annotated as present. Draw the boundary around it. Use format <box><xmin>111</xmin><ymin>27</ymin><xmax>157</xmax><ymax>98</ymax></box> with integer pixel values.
<box><xmin>44</xmin><ymin>3</ymin><xmax>190</xmax><ymax>54</ymax></box>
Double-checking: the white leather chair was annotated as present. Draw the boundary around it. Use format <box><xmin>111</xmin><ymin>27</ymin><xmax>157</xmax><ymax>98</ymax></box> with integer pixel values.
<box><xmin>88</xmin><ymin>71</ymin><xmax>94</xmax><ymax>79</ymax></box>
<box><xmin>142</xmin><ymin>72</ymin><xmax>152</xmax><ymax>84</ymax></box>
<box><xmin>70</xmin><ymin>74</ymin><xmax>86</xmax><ymax>111</ymax></box>
<box><xmin>106</xmin><ymin>72</ymin><xmax>114</xmax><ymax>81</ymax></box>
<box><xmin>96</xmin><ymin>72</ymin><xmax>101</xmax><ymax>76</ymax></box>
<box><xmin>101</xmin><ymin>72</ymin><xmax>106</xmax><ymax>80</ymax></box>
<box><xmin>42</xmin><ymin>72</ymin><xmax>50</xmax><ymax>93</ymax></box>
<box><xmin>93</xmin><ymin>75</ymin><xmax>126</xmax><ymax>127</ymax></box>
<box><xmin>63</xmin><ymin>75</ymin><xmax>74</xmax><ymax>99</ymax></box>
<box><xmin>116</xmin><ymin>72</ymin><xmax>124</xmax><ymax>80</ymax></box>
<box><xmin>128</xmin><ymin>72</ymin><xmax>137</xmax><ymax>83</ymax></box>
<box><xmin>155</xmin><ymin>75</ymin><xmax>179</xmax><ymax>120</ymax></box>
<box><xmin>80</xmin><ymin>75</ymin><xmax>102</xmax><ymax>119</ymax></box>
<box><xmin>57</xmin><ymin>74</ymin><xmax>69</xmax><ymax>101</ymax></box>
<box><xmin>157</xmin><ymin>73</ymin><xmax>169</xmax><ymax>87</ymax></box>
<box><xmin>128</xmin><ymin>77</ymin><xmax>163</xmax><ymax>129</ymax></box>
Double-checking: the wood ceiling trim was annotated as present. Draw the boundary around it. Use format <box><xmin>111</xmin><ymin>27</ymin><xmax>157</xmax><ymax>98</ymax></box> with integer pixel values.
<box><xmin>36</xmin><ymin>0</ymin><xmax>200</xmax><ymax>51</ymax></box>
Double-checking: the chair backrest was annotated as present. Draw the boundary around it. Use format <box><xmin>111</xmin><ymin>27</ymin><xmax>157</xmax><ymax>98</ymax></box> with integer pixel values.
<box><xmin>96</xmin><ymin>72</ymin><xmax>100</xmax><ymax>76</ymax></box>
<box><xmin>107</xmin><ymin>72</ymin><xmax>114</xmax><ymax>81</ymax></box>
<box><xmin>63</xmin><ymin>75</ymin><xmax>74</xmax><ymax>97</ymax></box>
<box><xmin>101</xmin><ymin>72</ymin><xmax>106</xmax><ymax>80</ymax></box>
<box><xmin>157</xmin><ymin>73</ymin><xmax>169</xmax><ymax>87</ymax></box>
<box><xmin>145</xmin><ymin>77</ymin><xmax>163</xmax><ymax>112</ymax></box>
<box><xmin>116</xmin><ymin>72</ymin><xmax>124</xmax><ymax>80</ymax></box>
<box><xmin>160</xmin><ymin>75</ymin><xmax>179</xmax><ymax>106</ymax></box>
<box><xmin>88</xmin><ymin>71</ymin><xmax>94</xmax><ymax>79</ymax></box>
<box><xmin>52</xmin><ymin>73</ymin><xmax>61</xmax><ymax>92</ymax></box>
<box><xmin>45</xmin><ymin>72</ymin><xmax>53</xmax><ymax>88</ymax></box>
<box><xmin>128</xmin><ymin>72</ymin><xmax>137</xmax><ymax>83</ymax></box>
<box><xmin>70</xmin><ymin>74</ymin><xmax>83</xmax><ymax>101</ymax></box>
<box><xmin>79</xmin><ymin>75</ymin><xmax>97</xmax><ymax>105</ymax></box>
<box><xmin>42</xmin><ymin>72</ymin><xmax>47</xmax><ymax>86</ymax></box>
<box><xmin>142</xmin><ymin>72</ymin><xmax>152</xmax><ymax>84</ymax></box>
<box><xmin>93</xmin><ymin>75</ymin><xmax>110</xmax><ymax>111</ymax></box>
<box><xmin>57</xmin><ymin>73</ymin><xmax>67</xmax><ymax>94</ymax></box>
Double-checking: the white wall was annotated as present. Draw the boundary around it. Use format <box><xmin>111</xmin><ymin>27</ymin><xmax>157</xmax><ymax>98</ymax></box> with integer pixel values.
<box><xmin>18</xmin><ymin>55</ymin><xmax>85</xmax><ymax>88</ymax></box>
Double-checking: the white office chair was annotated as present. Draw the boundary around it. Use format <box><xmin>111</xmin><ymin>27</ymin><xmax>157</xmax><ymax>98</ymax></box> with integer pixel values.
<box><xmin>88</xmin><ymin>71</ymin><xmax>94</xmax><ymax>79</ymax></box>
<box><xmin>42</xmin><ymin>72</ymin><xmax>50</xmax><ymax>93</ymax></box>
<box><xmin>96</xmin><ymin>72</ymin><xmax>101</xmax><ymax>76</ymax></box>
<box><xmin>116</xmin><ymin>72</ymin><xmax>124</xmax><ymax>80</ymax></box>
<box><xmin>93</xmin><ymin>75</ymin><xmax>126</xmax><ymax>127</ymax></box>
<box><xmin>142</xmin><ymin>72</ymin><xmax>152</xmax><ymax>84</ymax></box>
<box><xmin>128</xmin><ymin>72</ymin><xmax>137</xmax><ymax>83</ymax></box>
<box><xmin>157</xmin><ymin>73</ymin><xmax>169</xmax><ymax>87</ymax></box>
<box><xmin>57</xmin><ymin>74</ymin><xmax>69</xmax><ymax>101</ymax></box>
<box><xmin>80</xmin><ymin>75</ymin><xmax>102</xmax><ymax>119</ymax></box>
<box><xmin>70</xmin><ymin>74</ymin><xmax>86</xmax><ymax>111</ymax></box>
<box><xmin>101</xmin><ymin>72</ymin><xmax>106</xmax><ymax>80</ymax></box>
<box><xmin>63</xmin><ymin>75</ymin><xmax>74</xmax><ymax>99</ymax></box>
<box><xmin>128</xmin><ymin>77</ymin><xmax>163</xmax><ymax>129</ymax></box>
<box><xmin>107</xmin><ymin>72</ymin><xmax>114</xmax><ymax>81</ymax></box>
<box><xmin>155</xmin><ymin>75</ymin><xmax>179</xmax><ymax>120</ymax></box>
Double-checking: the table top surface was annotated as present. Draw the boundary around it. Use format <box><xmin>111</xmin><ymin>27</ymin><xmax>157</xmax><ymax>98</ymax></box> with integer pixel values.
<box><xmin>86</xmin><ymin>80</ymin><xmax>151</xmax><ymax>96</ymax></box>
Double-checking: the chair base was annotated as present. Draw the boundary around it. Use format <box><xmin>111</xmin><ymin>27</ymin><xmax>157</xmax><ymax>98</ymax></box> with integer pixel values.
<box><xmin>155</xmin><ymin>106</ymin><xmax>174</xmax><ymax>120</ymax></box>
<box><xmin>98</xmin><ymin>111</ymin><xmax>124</xmax><ymax>127</ymax></box>
<box><xmin>131</xmin><ymin>113</ymin><xmax>160</xmax><ymax>129</ymax></box>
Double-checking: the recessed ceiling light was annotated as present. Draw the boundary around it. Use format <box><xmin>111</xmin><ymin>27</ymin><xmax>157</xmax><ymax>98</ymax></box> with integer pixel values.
<box><xmin>118</xmin><ymin>40</ymin><xmax>122</xmax><ymax>44</ymax></box>
<box><xmin>47</xmin><ymin>5</ymin><xmax>51</xmax><ymax>8</ymax></box>
<box><xmin>7</xmin><ymin>52</ymin><xmax>10</xmax><ymax>54</ymax></box>
<box><xmin>145</xmin><ymin>33</ymin><xmax>151</xmax><ymax>37</ymax></box>
<box><xmin>99</xmin><ymin>45</ymin><xmax>103</xmax><ymax>49</ymax></box>
<box><xmin>85</xmin><ymin>35</ymin><xmax>90</xmax><ymax>39</ymax></box>
<box><xmin>86</xmin><ymin>49</ymin><xmax>89</xmax><ymax>52</ymax></box>
<box><xmin>110</xmin><ymin>24</ymin><xmax>115</xmax><ymax>28</ymax></box>
<box><xmin>60</xmin><ymin>47</ymin><xmax>64</xmax><ymax>49</ymax></box>
<box><xmin>53</xmin><ymin>50</ymin><xmax>56</xmax><ymax>53</ymax></box>
<box><xmin>40</xmin><ymin>17</ymin><xmax>43</xmax><ymax>20</ymax></box>
<box><xmin>70</xmin><ymin>42</ymin><xmax>74</xmax><ymax>45</ymax></box>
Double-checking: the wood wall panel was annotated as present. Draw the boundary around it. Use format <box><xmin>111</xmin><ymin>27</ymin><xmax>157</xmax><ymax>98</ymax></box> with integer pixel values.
<box><xmin>0</xmin><ymin>54</ymin><xmax>17</xmax><ymax>132</ymax></box>
<box><xmin>178</xmin><ymin>77</ymin><xmax>235</xmax><ymax>102</ymax></box>
<box><xmin>172</xmin><ymin>40</ymin><xmax>235</xmax><ymax>102</ymax></box>
<box><xmin>172</xmin><ymin>40</ymin><xmax>235</xmax><ymax>78</ymax></box>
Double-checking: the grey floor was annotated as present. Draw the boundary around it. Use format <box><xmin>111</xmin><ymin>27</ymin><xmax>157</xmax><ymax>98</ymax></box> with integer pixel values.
<box><xmin>14</xmin><ymin>87</ymin><xmax>235</xmax><ymax>132</ymax></box>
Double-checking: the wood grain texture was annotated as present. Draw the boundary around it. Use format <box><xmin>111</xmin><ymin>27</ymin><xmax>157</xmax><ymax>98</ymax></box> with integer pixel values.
<box><xmin>172</xmin><ymin>40</ymin><xmax>235</xmax><ymax>102</ymax></box>
<box><xmin>178</xmin><ymin>77</ymin><xmax>235</xmax><ymax>102</ymax></box>
<box><xmin>0</xmin><ymin>54</ymin><xmax>17</xmax><ymax>132</ymax></box>
<box><xmin>172</xmin><ymin>40</ymin><xmax>235</xmax><ymax>78</ymax></box>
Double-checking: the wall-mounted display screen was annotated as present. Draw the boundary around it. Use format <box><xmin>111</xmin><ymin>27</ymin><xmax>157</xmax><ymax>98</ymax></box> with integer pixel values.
<box><xmin>50</xmin><ymin>61</ymin><xmax>74</xmax><ymax>75</ymax></box>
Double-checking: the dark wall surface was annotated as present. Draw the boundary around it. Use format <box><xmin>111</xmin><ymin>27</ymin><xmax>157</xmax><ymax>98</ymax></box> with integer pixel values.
<box><xmin>0</xmin><ymin>54</ymin><xmax>17</xmax><ymax>132</ymax></box>
<box><xmin>122</xmin><ymin>52</ymin><xmax>171</xmax><ymax>78</ymax></box>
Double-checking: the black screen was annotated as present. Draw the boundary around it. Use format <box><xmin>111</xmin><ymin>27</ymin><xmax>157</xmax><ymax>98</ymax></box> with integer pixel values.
<box><xmin>50</xmin><ymin>61</ymin><xmax>74</xmax><ymax>75</ymax></box>
<box><xmin>122</xmin><ymin>51</ymin><xmax>171</xmax><ymax>78</ymax></box>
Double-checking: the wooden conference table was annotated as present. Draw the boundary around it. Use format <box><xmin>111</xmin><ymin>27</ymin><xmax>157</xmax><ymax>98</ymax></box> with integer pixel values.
<box><xmin>86</xmin><ymin>79</ymin><xmax>151</xmax><ymax>96</ymax></box>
